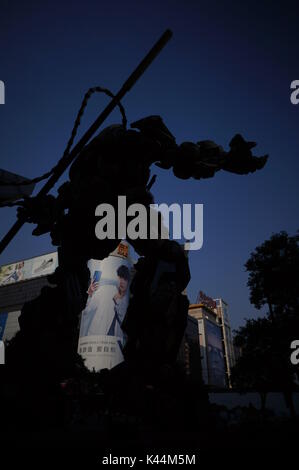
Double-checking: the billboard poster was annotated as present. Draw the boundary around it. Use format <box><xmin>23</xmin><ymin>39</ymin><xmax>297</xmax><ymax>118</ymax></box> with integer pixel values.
<box><xmin>0</xmin><ymin>313</ymin><xmax>8</xmax><ymax>340</ymax></box>
<box><xmin>205</xmin><ymin>320</ymin><xmax>226</xmax><ymax>388</ymax></box>
<box><xmin>78</xmin><ymin>242</ymin><xmax>133</xmax><ymax>371</ymax></box>
<box><xmin>0</xmin><ymin>252</ymin><xmax>58</xmax><ymax>286</ymax></box>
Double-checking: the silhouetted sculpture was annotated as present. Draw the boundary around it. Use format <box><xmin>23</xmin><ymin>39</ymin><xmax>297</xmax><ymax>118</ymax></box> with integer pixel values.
<box><xmin>2</xmin><ymin>116</ymin><xmax>267</xmax><ymax>398</ymax></box>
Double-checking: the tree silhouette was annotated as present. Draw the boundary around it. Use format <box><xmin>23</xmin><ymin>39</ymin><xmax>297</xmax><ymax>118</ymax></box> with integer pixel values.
<box><xmin>245</xmin><ymin>231</ymin><xmax>299</xmax><ymax>319</ymax></box>
<box><xmin>232</xmin><ymin>231</ymin><xmax>299</xmax><ymax>419</ymax></box>
<box><xmin>231</xmin><ymin>318</ymin><xmax>275</xmax><ymax>415</ymax></box>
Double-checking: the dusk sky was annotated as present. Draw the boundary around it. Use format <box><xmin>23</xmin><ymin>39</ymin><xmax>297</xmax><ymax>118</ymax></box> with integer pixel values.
<box><xmin>0</xmin><ymin>0</ymin><xmax>298</xmax><ymax>329</ymax></box>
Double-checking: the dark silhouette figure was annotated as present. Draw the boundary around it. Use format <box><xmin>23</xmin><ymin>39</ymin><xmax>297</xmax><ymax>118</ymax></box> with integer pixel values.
<box><xmin>1</xmin><ymin>116</ymin><xmax>268</xmax><ymax>430</ymax></box>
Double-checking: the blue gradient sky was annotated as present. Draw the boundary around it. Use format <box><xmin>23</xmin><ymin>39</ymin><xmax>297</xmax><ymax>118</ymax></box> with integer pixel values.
<box><xmin>0</xmin><ymin>1</ymin><xmax>298</xmax><ymax>329</ymax></box>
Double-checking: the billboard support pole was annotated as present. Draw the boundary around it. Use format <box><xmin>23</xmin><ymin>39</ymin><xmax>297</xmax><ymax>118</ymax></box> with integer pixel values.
<box><xmin>0</xmin><ymin>29</ymin><xmax>173</xmax><ymax>257</ymax></box>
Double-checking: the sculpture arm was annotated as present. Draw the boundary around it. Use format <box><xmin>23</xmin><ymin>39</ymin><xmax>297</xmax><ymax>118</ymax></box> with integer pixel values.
<box><xmin>130</xmin><ymin>115</ymin><xmax>268</xmax><ymax>180</ymax></box>
<box><xmin>156</xmin><ymin>133</ymin><xmax>268</xmax><ymax>180</ymax></box>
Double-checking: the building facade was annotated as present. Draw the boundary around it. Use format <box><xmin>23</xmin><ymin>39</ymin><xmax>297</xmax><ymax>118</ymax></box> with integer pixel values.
<box><xmin>177</xmin><ymin>314</ymin><xmax>202</xmax><ymax>382</ymax></box>
<box><xmin>0</xmin><ymin>252</ymin><xmax>58</xmax><ymax>341</ymax></box>
<box><xmin>214</xmin><ymin>298</ymin><xmax>236</xmax><ymax>386</ymax></box>
<box><xmin>188</xmin><ymin>303</ymin><xmax>227</xmax><ymax>389</ymax></box>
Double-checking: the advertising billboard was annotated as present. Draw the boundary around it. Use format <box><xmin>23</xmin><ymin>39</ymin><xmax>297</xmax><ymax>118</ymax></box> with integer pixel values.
<box><xmin>205</xmin><ymin>320</ymin><xmax>226</xmax><ymax>388</ymax></box>
<box><xmin>0</xmin><ymin>252</ymin><xmax>58</xmax><ymax>286</ymax></box>
<box><xmin>0</xmin><ymin>311</ymin><xmax>21</xmax><ymax>342</ymax></box>
<box><xmin>78</xmin><ymin>242</ymin><xmax>133</xmax><ymax>371</ymax></box>
<box><xmin>0</xmin><ymin>313</ymin><xmax>8</xmax><ymax>340</ymax></box>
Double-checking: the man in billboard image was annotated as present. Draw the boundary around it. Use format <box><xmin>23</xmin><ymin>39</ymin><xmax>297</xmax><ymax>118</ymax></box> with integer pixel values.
<box><xmin>80</xmin><ymin>264</ymin><xmax>130</xmax><ymax>338</ymax></box>
<box><xmin>107</xmin><ymin>265</ymin><xmax>130</xmax><ymax>340</ymax></box>
<box><xmin>78</xmin><ymin>256</ymin><xmax>132</xmax><ymax>371</ymax></box>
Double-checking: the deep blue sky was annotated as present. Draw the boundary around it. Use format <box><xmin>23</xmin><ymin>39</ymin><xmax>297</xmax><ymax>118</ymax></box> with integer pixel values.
<box><xmin>0</xmin><ymin>0</ymin><xmax>298</xmax><ymax>329</ymax></box>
